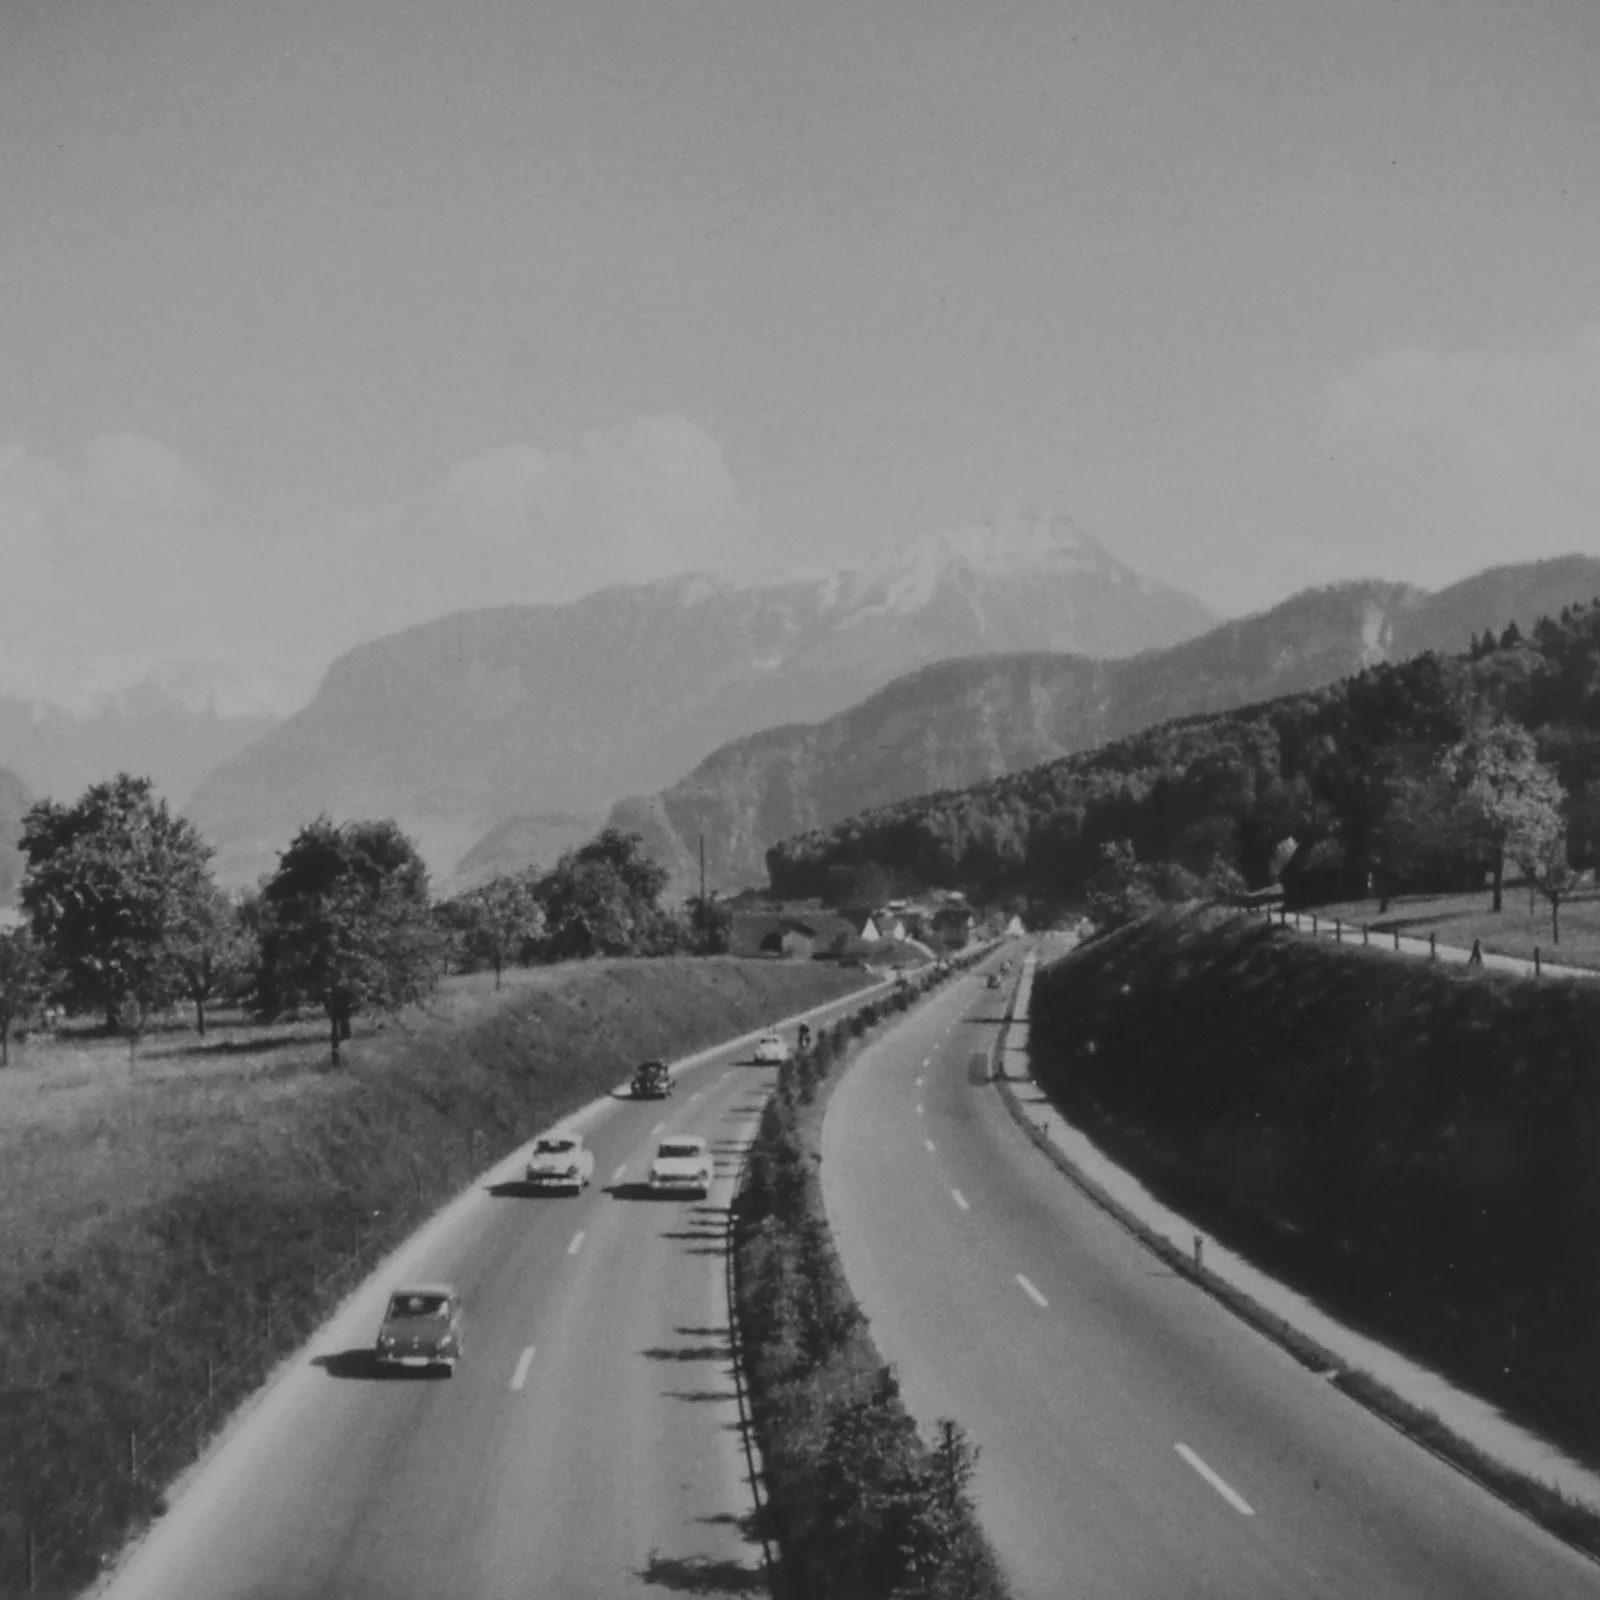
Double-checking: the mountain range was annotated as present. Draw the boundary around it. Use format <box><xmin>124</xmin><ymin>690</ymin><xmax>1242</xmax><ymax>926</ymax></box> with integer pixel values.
<box><xmin>184</xmin><ymin>515</ymin><xmax>1215</xmax><ymax>885</ymax></box>
<box><xmin>0</xmin><ymin>666</ymin><xmax>279</xmax><ymax>812</ymax></box>
<box><xmin>606</xmin><ymin>555</ymin><xmax>1600</xmax><ymax>892</ymax></box>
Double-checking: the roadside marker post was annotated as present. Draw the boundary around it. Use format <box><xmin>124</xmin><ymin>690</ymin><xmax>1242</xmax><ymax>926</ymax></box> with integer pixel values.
<box><xmin>1335</xmin><ymin>918</ymin><xmax>1342</xmax><ymax>943</ymax></box>
<box><xmin>1193</xmin><ymin>1235</ymin><xmax>1203</xmax><ymax>1269</ymax></box>
<box><xmin>1430</xmin><ymin>933</ymin><xmax>1437</xmax><ymax>959</ymax></box>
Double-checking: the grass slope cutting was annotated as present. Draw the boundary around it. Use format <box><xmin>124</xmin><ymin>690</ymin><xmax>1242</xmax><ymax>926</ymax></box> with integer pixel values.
<box><xmin>0</xmin><ymin>957</ymin><xmax>868</xmax><ymax>1598</ymax></box>
<box><xmin>1031</xmin><ymin>908</ymin><xmax>1600</xmax><ymax>1472</ymax></box>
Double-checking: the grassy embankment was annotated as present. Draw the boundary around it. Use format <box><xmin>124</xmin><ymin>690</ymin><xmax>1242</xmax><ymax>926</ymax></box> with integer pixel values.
<box><xmin>733</xmin><ymin>957</ymin><xmax>1010</xmax><ymax>1600</ymax></box>
<box><xmin>1306</xmin><ymin>884</ymin><xmax>1600</xmax><ymax>971</ymax></box>
<box><xmin>1029</xmin><ymin>908</ymin><xmax>1600</xmax><ymax>1546</ymax></box>
<box><xmin>0</xmin><ymin>957</ymin><xmax>868</xmax><ymax>1598</ymax></box>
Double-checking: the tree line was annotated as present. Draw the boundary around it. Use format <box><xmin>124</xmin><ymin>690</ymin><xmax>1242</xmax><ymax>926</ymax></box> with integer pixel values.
<box><xmin>767</xmin><ymin>598</ymin><xmax>1600</xmax><ymax>931</ymax></box>
<box><xmin>0</xmin><ymin>775</ymin><xmax>716</xmax><ymax>1065</ymax></box>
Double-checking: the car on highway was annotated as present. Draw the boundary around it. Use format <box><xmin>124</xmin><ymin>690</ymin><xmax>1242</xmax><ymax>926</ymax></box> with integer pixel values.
<box><xmin>525</xmin><ymin>1131</ymin><xmax>595</xmax><ymax>1193</ymax></box>
<box><xmin>648</xmin><ymin>1136</ymin><xmax>713</xmax><ymax>1198</ymax></box>
<box><xmin>751</xmin><ymin>1031</ymin><xmax>789</xmax><ymax>1064</ymax></box>
<box><xmin>631</xmin><ymin>1059</ymin><xmax>673</xmax><ymax>1098</ymax></box>
<box><xmin>375</xmin><ymin>1283</ymin><xmax>464</xmax><ymax>1375</ymax></box>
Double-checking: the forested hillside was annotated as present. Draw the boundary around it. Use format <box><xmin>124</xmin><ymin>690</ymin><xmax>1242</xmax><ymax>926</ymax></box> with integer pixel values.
<box><xmin>768</xmin><ymin>601</ymin><xmax>1600</xmax><ymax>913</ymax></box>
<box><xmin>0</xmin><ymin>764</ymin><xmax>30</xmax><ymax>905</ymax></box>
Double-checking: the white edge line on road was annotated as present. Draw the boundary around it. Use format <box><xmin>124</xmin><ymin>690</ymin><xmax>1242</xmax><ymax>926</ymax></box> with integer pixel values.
<box><xmin>612</xmin><ymin>1163</ymin><xmax>627</xmax><ymax>1184</ymax></box>
<box><xmin>1175</xmin><ymin>1444</ymin><xmax>1256</xmax><ymax>1516</ymax></box>
<box><xmin>509</xmin><ymin>1346</ymin><xmax>536</xmax><ymax>1391</ymax></box>
<box><xmin>567</xmin><ymin>1231</ymin><xmax>585</xmax><ymax>1256</ymax></box>
<box><xmin>924</xmin><ymin>1139</ymin><xmax>936</xmax><ymax>1153</ymax></box>
<box><xmin>951</xmin><ymin>1188</ymin><xmax>970</xmax><ymax>1211</ymax></box>
<box><xmin>1015</xmin><ymin>1273</ymin><xmax>1048</xmax><ymax>1308</ymax></box>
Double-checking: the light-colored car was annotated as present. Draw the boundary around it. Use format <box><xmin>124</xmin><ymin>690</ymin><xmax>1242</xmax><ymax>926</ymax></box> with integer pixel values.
<box><xmin>525</xmin><ymin>1131</ymin><xmax>595</xmax><ymax>1193</ymax></box>
<box><xmin>752</xmin><ymin>1031</ymin><xmax>789</xmax><ymax>1064</ymax></box>
<box><xmin>375</xmin><ymin>1283</ymin><xmax>464</xmax><ymax>1375</ymax></box>
<box><xmin>649</xmin><ymin>1135</ymin><xmax>713</xmax><ymax>1198</ymax></box>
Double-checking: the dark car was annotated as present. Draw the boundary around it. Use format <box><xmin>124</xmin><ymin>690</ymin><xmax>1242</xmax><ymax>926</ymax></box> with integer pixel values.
<box><xmin>631</xmin><ymin>1059</ymin><xmax>673</xmax><ymax>1098</ymax></box>
<box><xmin>375</xmin><ymin>1283</ymin><xmax>465</xmax><ymax>1375</ymax></box>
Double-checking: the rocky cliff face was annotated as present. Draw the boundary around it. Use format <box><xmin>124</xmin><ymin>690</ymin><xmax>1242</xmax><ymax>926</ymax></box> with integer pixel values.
<box><xmin>184</xmin><ymin>515</ymin><xmax>1215</xmax><ymax>884</ymax></box>
<box><xmin>608</xmin><ymin>556</ymin><xmax>1600</xmax><ymax>892</ymax></box>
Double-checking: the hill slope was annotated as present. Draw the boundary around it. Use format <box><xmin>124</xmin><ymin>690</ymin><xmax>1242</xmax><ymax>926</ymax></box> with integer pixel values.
<box><xmin>612</xmin><ymin>556</ymin><xmax>1600</xmax><ymax>891</ymax></box>
<box><xmin>185</xmin><ymin>515</ymin><xmax>1214</xmax><ymax>885</ymax></box>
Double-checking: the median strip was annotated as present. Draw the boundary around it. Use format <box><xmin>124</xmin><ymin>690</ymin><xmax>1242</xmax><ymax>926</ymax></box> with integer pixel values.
<box><xmin>509</xmin><ymin>1346</ymin><xmax>536</xmax><ymax>1391</ymax></box>
<box><xmin>1175</xmin><ymin>1443</ymin><xmax>1255</xmax><ymax>1516</ymax></box>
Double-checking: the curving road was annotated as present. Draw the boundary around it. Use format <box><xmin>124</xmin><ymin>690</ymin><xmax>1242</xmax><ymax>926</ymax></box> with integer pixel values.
<box><xmin>822</xmin><ymin>951</ymin><xmax>1600</xmax><ymax>1599</ymax></box>
<box><xmin>102</xmin><ymin>984</ymin><xmax>879</xmax><ymax>1600</ymax></box>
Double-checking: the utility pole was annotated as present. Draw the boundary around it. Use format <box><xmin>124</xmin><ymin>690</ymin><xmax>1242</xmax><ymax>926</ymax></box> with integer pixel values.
<box><xmin>699</xmin><ymin>834</ymin><xmax>708</xmax><ymax>955</ymax></box>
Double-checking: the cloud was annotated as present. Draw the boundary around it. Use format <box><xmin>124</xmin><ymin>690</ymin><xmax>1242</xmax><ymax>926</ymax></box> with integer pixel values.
<box><xmin>1320</xmin><ymin>325</ymin><xmax>1600</xmax><ymax>579</ymax></box>
<box><xmin>0</xmin><ymin>416</ymin><xmax>743</xmax><ymax>714</ymax></box>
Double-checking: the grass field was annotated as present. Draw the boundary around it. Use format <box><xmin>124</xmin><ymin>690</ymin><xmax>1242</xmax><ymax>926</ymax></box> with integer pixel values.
<box><xmin>0</xmin><ymin>956</ymin><xmax>872</xmax><ymax>1597</ymax></box>
<box><xmin>1304</xmin><ymin>882</ymin><xmax>1600</xmax><ymax>971</ymax></box>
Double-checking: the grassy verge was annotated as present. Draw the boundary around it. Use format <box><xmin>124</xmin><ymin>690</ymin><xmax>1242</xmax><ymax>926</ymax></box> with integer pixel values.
<box><xmin>731</xmin><ymin>953</ymin><xmax>1010</xmax><ymax>1600</ymax></box>
<box><xmin>1305</xmin><ymin>885</ymin><xmax>1600</xmax><ymax>970</ymax></box>
<box><xmin>0</xmin><ymin>957</ymin><xmax>869</xmax><ymax>1599</ymax></box>
<box><xmin>1022</xmin><ymin>909</ymin><xmax>1600</xmax><ymax>1561</ymax></box>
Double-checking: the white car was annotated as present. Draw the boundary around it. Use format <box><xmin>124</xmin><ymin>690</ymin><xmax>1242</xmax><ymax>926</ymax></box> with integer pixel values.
<box><xmin>649</xmin><ymin>1136</ymin><xmax>713</xmax><ymax>1198</ymax></box>
<box><xmin>752</xmin><ymin>1031</ymin><xmax>789</xmax><ymax>1064</ymax></box>
<box><xmin>525</xmin><ymin>1131</ymin><xmax>595</xmax><ymax>1194</ymax></box>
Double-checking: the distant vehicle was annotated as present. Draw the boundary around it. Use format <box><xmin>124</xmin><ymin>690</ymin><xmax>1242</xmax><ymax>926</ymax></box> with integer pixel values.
<box><xmin>752</xmin><ymin>1031</ymin><xmax>789</xmax><ymax>1064</ymax></box>
<box><xmin>525</xmin><ymin>1131</ymin><xmax>595</xmax><ymax>1193</ymax></box>
<box><xmin>649</xmin><ymin>1136</ymin><xmax>713</xmax><ymax>1198</ymax></box>
<box><xmin>631</xmin><ymin>1059</ymin><xmax>673</xmax><ymax>1098</ymax></box>
<box><xmin>375</xmin><ymin>1283</ymin><xmax>464</xmax><ymax>1375</ymax></box>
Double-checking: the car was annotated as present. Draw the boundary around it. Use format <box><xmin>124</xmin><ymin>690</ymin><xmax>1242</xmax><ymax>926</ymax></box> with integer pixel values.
<box><xmin>524</xmin><ymin>1130</ymin><xmax>595</xmax><ymax>1193</ymax></box>
<box><xmin>649</xmin><ymin>1135</ymin><xmax>713</xmax><ymax>1198</ymax></box>
<box><xmin>631</xmin><ymin>1059</ymin><xmax>673</xmax><ymax>1098</ymax></box>
<box><xmin>752</xmin><ymin>1031</ymin><xmax>789</xmax><ymax>1064</ymax></box>
<box><xmin>375</xmin><ymin>1283</ymin><xmax>464</xmax><ymax>1375</ymax></box>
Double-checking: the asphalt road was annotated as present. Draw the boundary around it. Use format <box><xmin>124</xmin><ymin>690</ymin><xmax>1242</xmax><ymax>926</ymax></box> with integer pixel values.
<box><xmin>102</xmin><ymin>984</ymin><xmax>877</xmax><ymax>1600</ymax></box>
<box><xmin>821</xmin><ymin>954</ymin><xmax>1600</xmax><ymax>1600</ymax></box>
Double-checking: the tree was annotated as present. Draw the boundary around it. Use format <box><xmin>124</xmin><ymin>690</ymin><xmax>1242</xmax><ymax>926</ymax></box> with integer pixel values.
<box><xmin>19</xmin><ymin>774</ymin><xmax>214</xmax><ymax>1034</ymax></box>
<box><xmin>0</xmin><ymin>928</ymin><xmax>44</xmax><ymax>1066</ymax></box>
<box><xmin>168</xmin><ymin>886</ymin><xmax>252</xmax><ymax>1036</ymax></box>
<box><xmin>441</xmin><ymin>872</ymin><xmax>545</xmax><ymax>987</ymax></box>
<box><xmin>1515</xmin><ymin>820</ymin><xmax>1578</xmax><ymax>945</ymax></box>
<box><xmin>258</xmin><ymin>818</ymin><xmax>443</xmax><ymax>1064</ymax></box>
<box><xmin>537</xmin><ymin>830</ymin><xmax>670</xmax><ymax>959</ymax></box>
<box><xmin>1439</xmin><ymin>721</ymin><xmax>1565</xmax><ymax>912</ymax></box>
<box><xmin>686</xmin><ymin>893</ymin><xmax>732</xmax><ymax>955</ymax></box>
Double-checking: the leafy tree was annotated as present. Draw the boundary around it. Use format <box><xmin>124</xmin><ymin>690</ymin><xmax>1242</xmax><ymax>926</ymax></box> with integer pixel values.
<box><xmin>168</xmin><ymin>885</ymin><xmax>252</xmax><ymax>1036</ymax></box>
<box><xmin>0</xmin><ymin>927</ymin><xmax>44</xmax><ymax>1066</ymax></box>
<box><xmin>19</xmin><ymin>774</ymin><xmax>214</xmax><ymax>1033</ymax></box>
<box><xmin>537</xmin><ymin>829</ymin><xmax>670</xmax><ymax>959</ymax></box>
<box><xmin>1515</xmin><ymin>819</ymin><xmax>1578</xmax><ymax>945</ymax></box>
<box><xmin>258</xmin><ymin>817</ymin><xmax>443</xmax><ymax>1064</ymax></box>
<box><xmin>440</xmin><ymin>872</ymin><xmax>545</xmax><ymax>987</ymax></box>
<box><xmin>1439</xmin><ymin>721</ymin><xmax>1565</xmax><ymax>911</ymax></box>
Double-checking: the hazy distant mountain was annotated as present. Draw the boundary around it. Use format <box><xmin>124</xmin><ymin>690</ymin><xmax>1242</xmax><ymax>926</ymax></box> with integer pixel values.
<box><xmin>0</xmin><ymin>765</ymin><xmax>31</xmax><ymax>906</ymax></box>
<box><xmin>185</xmin><ymin>515</ymin><xmax>1215</xmax><ymax>886</ymax></box>
<box><xmin>607</xmin><ymin>555</ymin><xmax>1600</xmax><ymax>891</ymax></box>
<box><xmin>0</xmin><ymin>665</ymin><xmax>279</xmax><ymax>811</ymax></box>
<box><xmin>453</xmin><ymin>810</ymin><xmax>604</xmax><ymax>886</ymax></box>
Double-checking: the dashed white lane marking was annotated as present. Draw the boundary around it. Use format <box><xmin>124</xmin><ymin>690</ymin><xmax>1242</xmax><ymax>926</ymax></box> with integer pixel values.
<box><xmin>510</xmin><ymin>1346</ymin><xmax>536</xmax><ymax>1390</ymax></box>
<box><xmin>915</xmin><ymin>1075</ymin><xmax>924</xmax><ymax>1087</ymax></box>
<box><xmin>1175</xmin><ymin>1444</ymin><xmax>1256</xmax><ymax>1516</ymax></box>
<box><xmin>951</xmin><ymin>1188</ymin><xmax>970</xmax><ymax>1211</ymax></box>
<box><xmin>1016</xmin><ymin>1274</ymin><xmax>1049</xmax><ymax>1308</ymax></box>
<box><xmin>916</xmin><ymin>1103</ymin><xmax>924</xmax><ymax>1116</ymax></box>
<box><xmin>924</xmin><ymin>1139</ymin><xmax>936</xmax><ymax>1153</ymax></box>
<box><xmin>685</xmin><ymin>1090</ymin><xmax>703</xmax><ymax>1106</ymax></box>
<box><xmin>612</xmin><ymin>1163</ymin><xmax>627</xmax><ymax>1184</ymax></box>
<box><xmin>567</xmin><ymin>1231</ymin><xmax>586</xmax><ymax>1256</ymax></box>
<box><xmin>651</xmin><ymin>1120</ymin><xmax>666</xmax><ymax>1135</ymax></box>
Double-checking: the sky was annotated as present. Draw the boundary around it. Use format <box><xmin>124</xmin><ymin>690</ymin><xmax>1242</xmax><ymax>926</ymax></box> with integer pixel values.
<box><xmin>2</xmin><ymin>0</ymin><xmax>1599</xmax><ymax>712</ymax></box>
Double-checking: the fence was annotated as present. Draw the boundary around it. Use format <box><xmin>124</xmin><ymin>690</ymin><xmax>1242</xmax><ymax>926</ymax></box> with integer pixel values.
<box><xmin>1</xmin><ymin>1225</ymin><xmax>403</xmax><ymax>1598</ymax></box>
